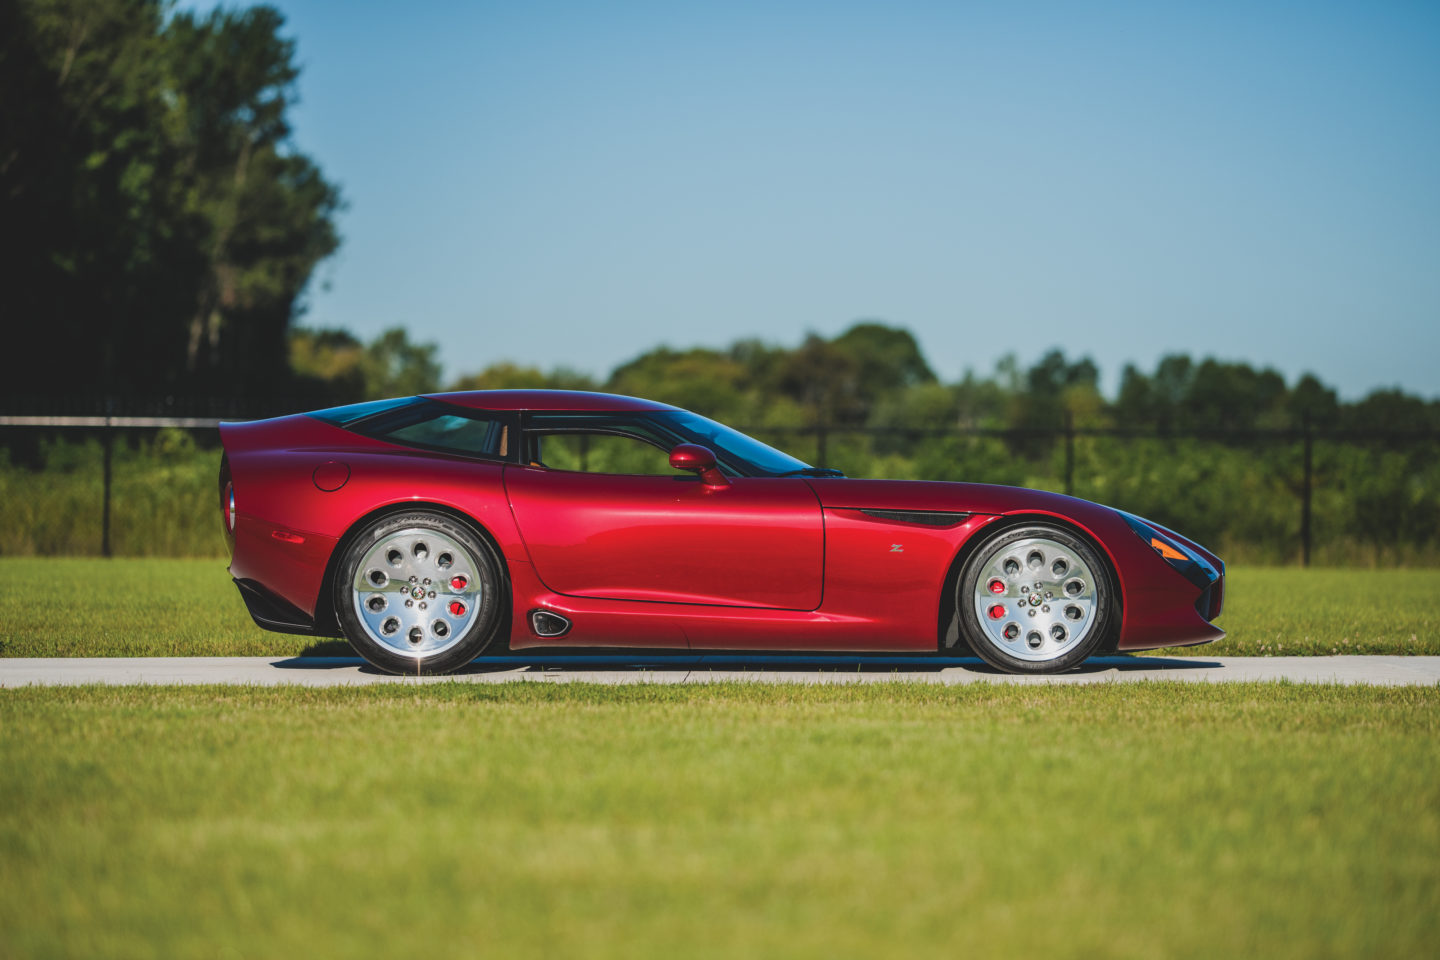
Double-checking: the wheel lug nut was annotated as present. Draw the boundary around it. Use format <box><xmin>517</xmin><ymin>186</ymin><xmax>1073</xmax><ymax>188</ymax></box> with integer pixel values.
<box><xmin>409</xmin><ymin>575</ymin><xmax>418</xmax><ymax>583</ymax></box>
<box><xmin>427</xmin><ymin>591</ymin><xmax>436</xmax><ymax>598</ymax></box>
<box><xmin>423</xmin><ymin>578</ymin><xmax>430</xmax><ymax>585</ymax></box>
<box><xmin>1042</xmin><ymin>605</ymin><xmax>1050</xmax><ymax>612</ymax></box>
<box><xmin>419</xmin><ymin>601</ymin><xmax>427</xmax><ymax>610</ymax></box>
<box><xmin>405</xmin><ymin>599</ymin><xmax>413</xmax><ymax>607</ymax></box>
<box><xmin>1021</xmin><ymin>586</ymin><xmax>1029</xmax><ymax>594</ymax></box>
<box><xmin>1028</xmin><ymin>609</ymin><xmax>1036</xmax><ymax>617</ymax></box>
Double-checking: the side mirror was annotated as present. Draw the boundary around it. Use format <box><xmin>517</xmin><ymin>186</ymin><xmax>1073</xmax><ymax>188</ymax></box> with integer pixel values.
<box><xmin>669</xmin><ymin>443</ymin><xmax>728</xmax><ymax>486</ymax></box>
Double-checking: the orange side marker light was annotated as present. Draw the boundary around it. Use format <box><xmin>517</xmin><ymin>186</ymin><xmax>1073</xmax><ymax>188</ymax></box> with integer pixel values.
<box><xmin>1150</xmin><ymin>538</ymin><xmax>1187</xmax><ymax>561</ymax></box>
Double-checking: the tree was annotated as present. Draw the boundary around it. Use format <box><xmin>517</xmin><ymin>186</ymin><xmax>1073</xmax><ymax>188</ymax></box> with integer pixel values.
<box><xmin>830</xmin><ymin>321</ymin><xmax>937</xmax><ymax>414</ymax></box>
<box><xmin>0</xmin><ymin>0</ymin><xmax>340</xmax><ymax>409</ymax></box>
<box><xmin>1341</xmin><ymin>389</ymin><xmax>1440</xmax><ymax>434</ymax></box>
<box><xmin>1114</xmin><ymin>363</ymin><xmax>1155</xmax><ymax>428</ymax></box>
<box><xmin>1011</xmin><ymin>349</ymin><xmax>1101</xmax><ymax>430</ymax></box>
<box><xmin>360</xmin><ymin>328</ymin><xmax>440</xmax><ymax>400</ymax></box>
<box><xmin>164</xmin><ymin>5</ymin><xmax>341</xmax><ymax>395</ymax></box>
<box><xmin>449</xmin><ymin>363</ymin><xmax>597</xmax><ymax>392</ymax></box>
<box><xmin>1180</xmin><ymin>359</ymin><xmax>1287</xmax><ymax>431</ymax></box>
<box><xmin>289</xmin><ymin>327</ymin><xmax>365</xmax><ymax>403</ymax></box>
<box><xmin>1</xmin><ymin>0</ymin><xmax>192</xmax><ymax>400</ymax></box>
<box><xmin>607</xmin><ymin>346</ymin><xmax>754</xmax><ymax>418</ymax></box>
<box><xmin>1286</xmin><ymin>374</ymin><xmax>1340</xmax><ymax>429</ymax></box>
<box><xmin>1149</xmin><ymin>354</ymin><xmax>1195</xmax><ymax>430</ymax></box>
<box><xmin>773</xmin><ymin>334</ymin><xmax>866</xmax><ymax>425</ymax></box>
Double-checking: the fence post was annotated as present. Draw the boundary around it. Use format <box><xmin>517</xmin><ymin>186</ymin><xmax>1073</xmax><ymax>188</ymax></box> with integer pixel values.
<box><xmin>1063</xmin><ymin>411</ymin><xmax>1075</xmax><ymax>497</ymax></box>
<box><xmin>101</xmin><ymin>421</ymin><xmax>114</xmax><ymax>558</ymax></box>
<box><xmin>1301</xmin><ymin>414</ymin><xmax>1313</xmax><ymax>568</ymax></box>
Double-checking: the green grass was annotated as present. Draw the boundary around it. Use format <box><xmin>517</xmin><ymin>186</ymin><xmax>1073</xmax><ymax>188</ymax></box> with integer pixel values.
<box><xmin>1</xmin><ymin>683</ymin><xmax>1436</xmax><ymax>959</ymax></box>
<box><xmin>0</xmin><ymin>435</ymin><xmax>226</xmax><ymax>557</ymax></box>
<box><xmin>2</xmin><ymin>558</ymin><xmax>1435</xmax><ymax>658</ymax></box>
<box><xmin>1215</xmin><ymin>567</ymin><xmax>1439</xmax><ymax>655</ymax></box>
<box><xmin>0</xmin><ymin>558</ymin><xmax>301</xmax><ymax>658</ymax></box>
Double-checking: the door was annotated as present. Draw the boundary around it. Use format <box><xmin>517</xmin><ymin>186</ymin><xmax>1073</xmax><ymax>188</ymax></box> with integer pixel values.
<box><xmin>503</xmin><ymin>427</ymin><xmax>824</xmax><ymax>609</ymax></box>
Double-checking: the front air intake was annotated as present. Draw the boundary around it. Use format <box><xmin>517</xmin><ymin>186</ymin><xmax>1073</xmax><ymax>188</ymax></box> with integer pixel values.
<box><xmin>529</xmin><ymin>610</ymin><xmax>572</xmax><ymax>638</ymax></box>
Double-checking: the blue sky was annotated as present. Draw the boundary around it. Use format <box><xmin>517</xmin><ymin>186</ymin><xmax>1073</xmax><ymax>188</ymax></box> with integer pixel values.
<box><xmin>190</xmin><ymin>0</ymin><xmax>1438</xmax><ymax>397</ymax></box>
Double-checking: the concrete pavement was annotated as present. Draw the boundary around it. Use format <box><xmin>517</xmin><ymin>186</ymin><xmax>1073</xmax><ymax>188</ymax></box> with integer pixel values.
<box><xmin>3</xmin><ymin>654</ymin><xmax>1438</xmax><ymax>687</ymax></box>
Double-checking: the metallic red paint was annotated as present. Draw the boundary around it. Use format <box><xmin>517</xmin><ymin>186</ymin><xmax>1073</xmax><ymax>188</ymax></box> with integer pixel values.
<box><xmin>505</xmin><ymin>467</ymin><xmax>823</xmax><ymax>610</ymax></box>
<box><xmin>219</xmin><ymin>392</ymin><xmax>1224</xmax><ymax>656</ymax></box>
<box><xmin>805</xmin><ymin>478</ymin><xmax>1224</xmax><ymax>651</ymax></box>
<box><xmin>667</xmin><ymin>443</ymin><xmax>728</xmax><ymax>486</ymax></box>
<box><xmin>311</xmin><ymin>460</ymin><xmax>350</xmax><ymax>491</ymax></box>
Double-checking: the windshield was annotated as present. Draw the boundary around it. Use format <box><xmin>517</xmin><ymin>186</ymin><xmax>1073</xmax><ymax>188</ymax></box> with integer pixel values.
<box><xmin>647</xmin><ymin>410</ymin><xmax>814</xmax><ymax>477</ymax></box>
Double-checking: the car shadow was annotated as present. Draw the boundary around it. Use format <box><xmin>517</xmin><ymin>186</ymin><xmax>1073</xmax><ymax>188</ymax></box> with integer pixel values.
<box><xmin>269</xmin><ymin>653</ymin><xmax>1223</xmax><ymax>676</ymax></box>
<box><xmin>298</xmin><ymin>640</ymin><xmax>354</xmax><ymax>657</ymax></box>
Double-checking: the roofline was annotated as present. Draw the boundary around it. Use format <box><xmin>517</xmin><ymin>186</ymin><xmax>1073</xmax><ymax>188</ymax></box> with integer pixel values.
<box><xmin>422</xmin><ymin>389</ymin><xmax>677</xmax><ymax>413</ymax></box>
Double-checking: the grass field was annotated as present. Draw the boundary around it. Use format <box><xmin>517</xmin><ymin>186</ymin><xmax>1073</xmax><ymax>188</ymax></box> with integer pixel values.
<box><xmin>0</xmin><ymin>558</ymin><xmax>1435</xmax><ymax>657</ymax></box>
<box><xmin>1</xmin><ymin>683</ymin><xmax>1435</xmax><ymax>959</ymax></box>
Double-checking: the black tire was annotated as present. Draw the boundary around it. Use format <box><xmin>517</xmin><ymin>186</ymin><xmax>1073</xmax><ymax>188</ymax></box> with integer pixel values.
<box><xmin>333</xmin><ymin>511</ymin><xmax>507</xmax><ymax>675</ymax></box>
<box><xmin>957</xmin><ymin>522</ymin><xmax>1117</xmax><ymax>674</ymax></box>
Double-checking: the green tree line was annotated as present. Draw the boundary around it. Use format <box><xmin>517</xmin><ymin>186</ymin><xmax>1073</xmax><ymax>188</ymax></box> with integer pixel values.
<box><xmin>288</xmin><ymin>321</ymin><xmax>1439</xmax><ymax>565</ymax></box>
<box><xmin>295</xmin><ymin>320</ymin><xmax>1440</xmax><ymax>437</ymax></box>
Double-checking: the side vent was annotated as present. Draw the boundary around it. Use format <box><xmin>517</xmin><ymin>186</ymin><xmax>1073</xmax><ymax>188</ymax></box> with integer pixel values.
<box><xmin>529</xmin><ymin>610</ymin><xmax>572</xmax><ymax>638</ymax></box>
<box><xmin>859</xmin><ymin>509</ymin><xmax>969</xmax><ymax>527</ymax></box>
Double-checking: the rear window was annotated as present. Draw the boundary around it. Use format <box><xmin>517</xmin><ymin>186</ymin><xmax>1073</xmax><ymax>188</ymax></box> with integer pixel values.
<box><xmin>319</xmin><ymin>398</ymin><xmax>515</xmax><ymax>460</ymax></box>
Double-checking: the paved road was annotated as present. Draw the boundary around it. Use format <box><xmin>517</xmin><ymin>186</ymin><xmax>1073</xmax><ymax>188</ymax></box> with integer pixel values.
<box><xmin>3</xmin><ymin>655</ymin><xmax>1438</xmax><ymax>687</ymax></box>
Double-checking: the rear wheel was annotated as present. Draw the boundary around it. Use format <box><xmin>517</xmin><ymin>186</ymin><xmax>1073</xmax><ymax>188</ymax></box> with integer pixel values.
<box><xmin>958</xmin><ymin>523</ymin><xmax>1116</xmax><ymax>674</ymax></box>
<box><xmin>334</xmin><ymin>512</ymin><xmax>506</xmax><ymax>675</ymax></box>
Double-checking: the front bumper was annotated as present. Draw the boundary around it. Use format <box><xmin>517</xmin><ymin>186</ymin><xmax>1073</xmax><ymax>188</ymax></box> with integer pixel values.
<box><xmin>1112</xmin><ymin>512</ymin><xmax>1226</xmax><ymax>651</ymax></box>
<box><xmin>1195</xmin><ymin>575</ymin><xmax>1225</xmax><ymax>623</ymax></box>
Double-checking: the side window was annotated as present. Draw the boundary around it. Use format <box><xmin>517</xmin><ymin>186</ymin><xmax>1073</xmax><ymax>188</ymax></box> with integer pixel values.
<box><xmin>383</xmin><ymin>415</ymin><xmax>509</xmax><ymax>457</ymax></box>
<box><xmin>534</xmin><ymin>432</ymin><xmax>674</xmax><ymax>476</ymax></box>
<box><xmin>358</xmin><ymin>402</ymin><xmax>513</xmax><ymax>459</ymax></box>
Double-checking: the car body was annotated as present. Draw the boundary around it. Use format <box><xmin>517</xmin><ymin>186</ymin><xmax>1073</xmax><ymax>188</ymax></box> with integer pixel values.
<box><xmin>219</xmin><ymin>390</ymin><xmax>1224</xmax><ymax>674</ymax></box>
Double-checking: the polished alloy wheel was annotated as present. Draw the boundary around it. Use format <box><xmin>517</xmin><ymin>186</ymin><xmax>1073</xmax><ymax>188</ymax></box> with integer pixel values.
<box><xmin>970</xmin><ymin>535</ymin><xmax>1100</xmax><ymax>663</ymax></box>
<box><xmin>351</xmin><ymin>527</ymin><xmax>482</xmax><ymax>658</ymax></box>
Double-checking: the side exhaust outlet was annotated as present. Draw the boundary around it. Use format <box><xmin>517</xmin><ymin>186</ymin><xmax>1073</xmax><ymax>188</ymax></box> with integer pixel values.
<box><xmin>529</xmin><ymin>610</ymin><xmax>572</xmax><ymax>638</ymax></box>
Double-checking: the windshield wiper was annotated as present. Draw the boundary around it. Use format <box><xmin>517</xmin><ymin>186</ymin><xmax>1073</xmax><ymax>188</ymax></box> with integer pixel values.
<box><xmin>775</xmin><ymin>467</ymin><xmax>845</xmax><ymax>478</ymax></box>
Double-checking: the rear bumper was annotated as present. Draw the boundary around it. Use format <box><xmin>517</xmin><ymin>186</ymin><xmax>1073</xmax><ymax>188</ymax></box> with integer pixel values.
<box><xmin>233</xmin><ymin>578</ymin><xmax>318</xmax><ymax>636</ymax></box>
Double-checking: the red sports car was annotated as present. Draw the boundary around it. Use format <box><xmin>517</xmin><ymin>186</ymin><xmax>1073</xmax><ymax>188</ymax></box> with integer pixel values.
<box><xmin>219</xmin><ymin>390</ymin><xmax>1224</xmax><ymax>675</ymax></box>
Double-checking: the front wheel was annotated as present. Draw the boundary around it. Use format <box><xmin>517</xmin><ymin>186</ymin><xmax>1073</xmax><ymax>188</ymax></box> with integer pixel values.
<box><xmin>333</xmin><ymin>512</ymin><xmax>507</xmax><ymax>675</ymax></box>
<box><xmin>957</xmin><ymin>523</ymin><xmax>1117</xmax><ymax>674</ymax></box>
